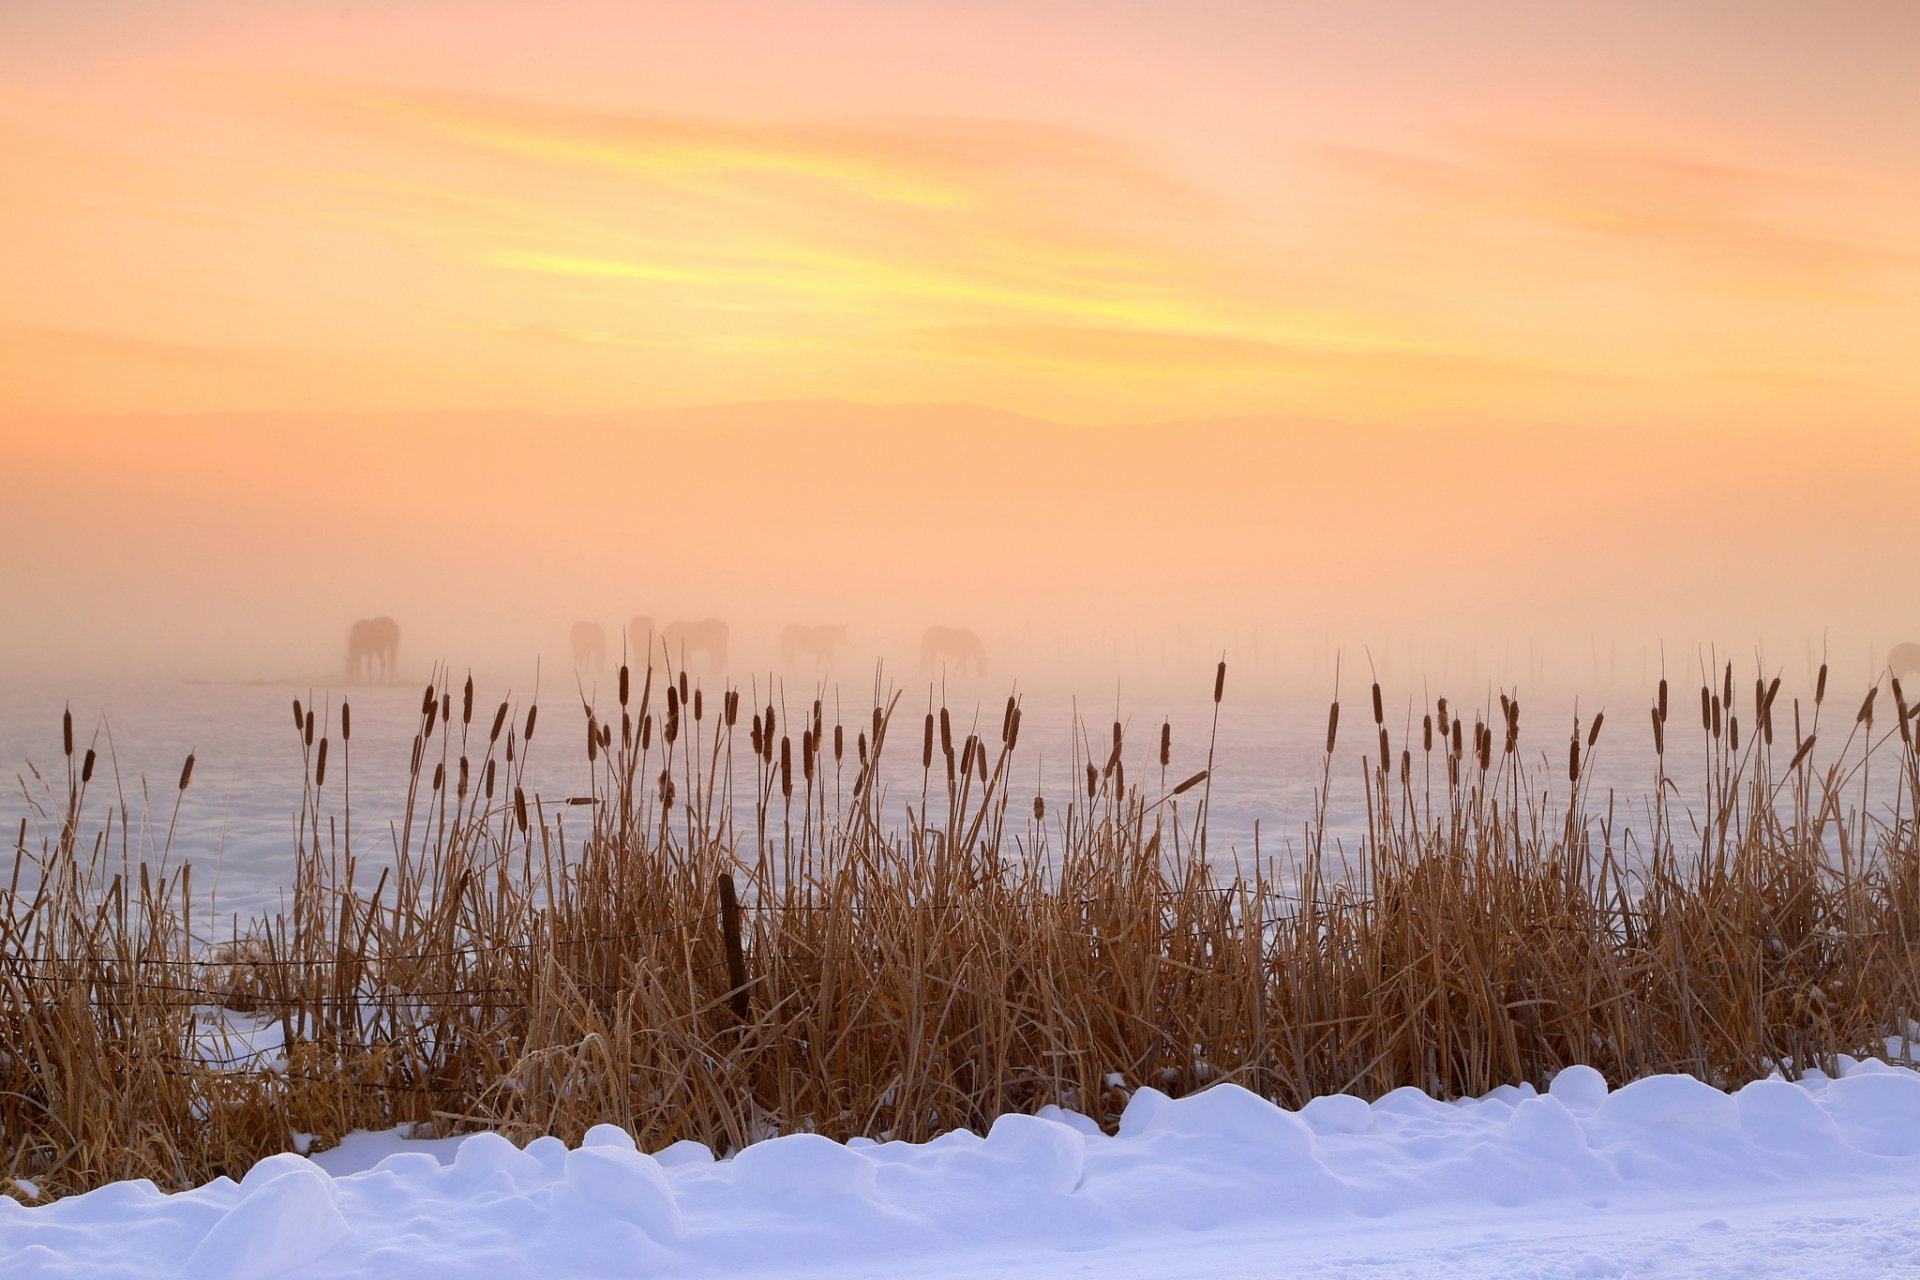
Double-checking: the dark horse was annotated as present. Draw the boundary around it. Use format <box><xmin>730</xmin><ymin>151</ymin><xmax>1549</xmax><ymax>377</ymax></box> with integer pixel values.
<box><xmin>346</xmin><ymin>617</ymin><xmax>400</xmax><ymax>683</ymax></box>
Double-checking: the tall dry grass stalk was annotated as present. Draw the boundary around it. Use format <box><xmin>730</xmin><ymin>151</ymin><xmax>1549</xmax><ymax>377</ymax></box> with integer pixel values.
<box><xmin>6</xmin><ymin>659</ymin><xmax>1920</xmax><ymax>1201</ymax></box>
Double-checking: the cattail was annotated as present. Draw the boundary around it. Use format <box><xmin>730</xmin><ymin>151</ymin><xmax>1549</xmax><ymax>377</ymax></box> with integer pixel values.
<box><xmin>664</xmin><ymin>703</ymin><xmax>679</xmax><ymax>746</ymax></box>
<box><xmin>1730</xmin><ymin>716</ymin><xmax>1740</xmax><ymax>751</ymax></box>
<box><xmin>622</xmin><ymin>710</ymin><xmax>632</xmax><ymax>746</ymax></box>
<box><xmin>1568</xmin><ymin>737</ymin><xmax>1580</xmax><ymax>783</ymax></box>
<box><xmin>1160</xmin><ymin>720</ymin><xmax>1172</xmax><ymax>767</ymax></box>
<box><xmin>342</xmin><ymin>701</ymin><xmax>352</xmax><ymax>742</ymax></box>
<box><xmin>289</xmin><ymin>699</ymin><xmax>301</xmax><ymax>736</ymax></box>
<box><xmin>940</xmin><ymin>707</ymin><xmax>952</xmax><ymax>757</ymax></box>
<box><xmin>586</xmin><ymin>716</ymin><xmax>599</xmax><ymax>763</ymax></box>
<box><xmin>1451</xmin><ymin>718</ymin><xmax>1463</xmax><ymax>757</ymax></box>
<box><xmin>1722</xmin><ymin>663</ymin><xmax>1733</xmax><ymax>716</ymax></box>
<box><xmin>667</xmin><ymin>685</ymin><xmax>679</xmax><ymax>720</ymax></box>
<box><xmin>1033</xmin><ymin>795</ymin><xmax>1045</xmax><ymax>820</ymax></box>
<box><xmin>490</xmin><ymin>701</ymin><xmax>508</xmax><ymax>743</ymax></box>
<box><xmin>432</xmin><ymin>760</ymin><xmax>444</xmax><ymax>791</ymax></box>
<box><xmin>458</xmin><ymin>755</ymin><xmax>469</xmax><ymax>797</ymax></box>
<box><xmin>1587</xmin><ymin>712</ymin><xmax>1604</xmax><ymax>747</ymax></box>
<box><xmin>765</xmin><ymin>705</ymin><xmax>777</xmax><ymax>753</ymax></box>
<box><xmin>780</xmin><ymin>737</ymin><xmax>792</xmax><ymax>798</ymax></box>
<box><xmin>1372</xmin><ymin>682</ymin><xmax>1383</xmax><ymax>726</ymax></box>
<box><xmin>1008</xmin><ymin>707</ymin><xmax>1022</xmax><ymax>751</ymax></box>
<box><xmin>1711</xmin><ymin>695</ymin><xmax>1722</xmax><ymax>738</ymax></box>
<box><xmin>725</xmin><ymin>691</ymin><xmax>739</xmax><ymax>727</ymax></box>
<box><xmin>1789</xmin><ymin>734</ymin><xmax>1818</xmax><ymax>770</ymax></box>
<box><xmin>641</xmin><ymin>714</ymin><xmax>653</xmax><ymax>750</ymax></box>
<box><xmin>1172</xmin><ymin>768</ymin><xmax>1208</xmax><ymax>796</ymax></box>
<box><xmin>1754</xmin><ymin>678</ymin><xmax>1766</xmax><ymax>722</ymax></box>
<box><xmin>422</xmin><ymin>697</ymin><xmax>437</xmax><ymax>737</ymax></box>
<box><xmin>1894</xmin><ymin>679</ymin><xmax>1911</xmax><ymax>746</ymax></box>
<box><xmin>1658</xmin><ymin>678</ymin><xmax>1669</xmax><ymax>723</ymax></box>
<box><xmin>81</xmin><ymin>747</ymin><xmax>95</xmax><ymax>784</ymax></box>
<box><xmin>1700</xmin><ymin>686</ymin><xmax>1711</xmax><ymax>732</ymax></box>
<box><xmin>924</xmin><ymin>714</ymin><xmax>934</xmax><ymax>769</ymax></box>
<box><xmin>660</xmin><ymin>772</ymin><xmax>676</xmax><ymax>810</ymax></box>
<box><xmin>1448</xmin><ymin>754</ymin><xmax>1459</xmax><ymax>787</ymax></box>
<box><xmin>410</xmin><ymin>734</ymin><xmax>423</xmax><ymax>774</ymax></box>
<box><xmin>1437</xmin><ymin>697</ymin><xmax>1449</xmax><ymax>734</ymax></box>
<box><xmin>962</xmin><ymin>736</ymin><xmax>978</xmax><ymax>779</ymax></box>
<box><xmin>803</xmin><ymin>732</ymin><xmax>816</xmax><ymax>783</ymax></box>
<box><xmin>751</xmin><ymin>715</ymin><xmax>763</xmax><ymax>757</ymax></box>
<box><xmin>1086</xmin><ymin>762</ymin><xmax>1098</xmax><ymax>799</ymax></box>
<box><xmin>1651</xmin><ymin>705</ymin><xmax>1665</xmax><ymax>756</ymax></box>
<box><xmin>977</xmin><ymin>743</ymin><xmax>989</xmax><ymax>783</ymax></box>
<box><xmin>872</xmin><ymin>705</ymin><xmax>883</xmax><ymax>743</ymax></box>
<box><xmin>1477</xmin><ymin>726</ymin><xmax>1491</xmax><ymax>772</ymax></box>
<box><xmin>514</xmin><ymin>786</ymin><xmax>528</xmax><ymax>832</ymax></box>
<box><xmin>834</xmin><ymin>723</ymin><xmax>844</xmax><ymax>762</ymax></box>
<box><xmin>1858</xmin><ymin>687</ymin><xmax>1877</xmax><ymax>728</ymax></box>
<box><xmin>422</xmin><ymin>684</ymin><xmax>436</xmax><ymax>716</ymax></box>
<box><xmin>484</xmin><ymin>758</ymin><xmax>496</xmax><ymax>799</ymax></box>
<box><xmin>1423</xmin><ymin>714</ymin><xmax>1433</xmax><ymax>753</ymax></box>
<box><xmin>1003</xmin><ymin>696</ymin><xmax>1017</xmax><ymax>744</ymax></box>
<box><xmin>1378</xmin><ymin>727</ymin><xmax>1390</xmax><ymax>773</ymax></box>
<box><xmin>1214</xmin><ymin>660</ymin><xmax>1226</xmax><ymax>704</ymax></box>
<box><xmin>315</xmin><ymin>738</ymin><xmax>328</xmax><ymax>787</ymax></box>
<box><xmin>812</xmin><ymin>700</ymin><xmax>823</xmax><ymax>743</ymax></box>
<box><xmin>1816</xmin><ymin>663</ymin><xmax>1828</xmax><ymax>705</ymax></box>
<box><xmin>858</xmin><ymin>730</ymin><xmax>870</xmax><ymax>767</ymax></box>
<box><xmin>694</xmin><ymin>689</ymin><xmax>704</xmax><ymax>721</ymax></box>
<box><xmin>1500</xmin><ymin>692</ymin><xmax>1511</xmax><ymax>723</ymax></box>
<box><xmin>1325</xmin><ymin>702</ymin><xmax>1340</xmax><ymax>755</ymax></box>
<box><xmin>178</xmin><ymin>752</ymin><xmax>195</xmax><ymax>790</ymax></box>
<box><xmin>441</xmin><ymin>691</ymin><xmax>450</xmax><ymax>727</ymax></box>
<box><xmin>524</xmin><ymin>705</ymin><xmax>538</xmax><ymax>741</ymax></box>
<box><xmin>678</xmin><ymin>670</ymin><xmax>689</xmax><ymax>704</ymax></box>
<box><xmin>619</xmin><ymin>665</ymin><xmax>630</xmax><ymax>707</ymax></box>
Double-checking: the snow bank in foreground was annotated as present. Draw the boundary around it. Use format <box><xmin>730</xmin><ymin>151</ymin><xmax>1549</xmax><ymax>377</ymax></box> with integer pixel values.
<box><xmin>7</xmin><ymin>1059</ymin><xmax>1920</xmax><ymax>1279</ymax></box>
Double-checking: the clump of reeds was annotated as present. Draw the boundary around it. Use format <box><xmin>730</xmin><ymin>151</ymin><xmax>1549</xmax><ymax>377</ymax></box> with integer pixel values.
<box><xmin>5</xmin><ymin>655</ymin><xmax>1920</xmax><ymax>1201</ymax></box>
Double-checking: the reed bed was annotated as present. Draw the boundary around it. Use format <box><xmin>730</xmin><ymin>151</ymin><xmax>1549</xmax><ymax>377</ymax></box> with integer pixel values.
<box><xmin>6</xmin><ymin>659</ymin><xmax>1920</xmax><ymax>1201</ymax></box>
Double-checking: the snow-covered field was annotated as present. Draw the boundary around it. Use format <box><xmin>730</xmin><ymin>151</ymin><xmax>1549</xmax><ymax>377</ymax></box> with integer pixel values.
<box><xmin>9</xmin><ymin>1058</ymin><xmax>1920</xmax><ymax>1279</ymax></box>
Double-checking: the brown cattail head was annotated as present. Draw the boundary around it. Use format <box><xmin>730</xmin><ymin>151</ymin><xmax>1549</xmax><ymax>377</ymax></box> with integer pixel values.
<box><xmin>1730</xmin><ymin>716</ymin><xmax>1740</xmax><ymax>752</ymax></box>
<box><xmin>1858</xmin><ymin>687</ymin><xmax>1877</xmax><ymax>727</ymax></box>
<box><xmin>1007</xmin><ymin>707</ymin><xmax>1022</xmax><ymax>751</ymax></box>
<box><xmin>514</xmin><ymin>786</ymin><xmax>528</xmax><ymax>832</ymax></box>
<box><xmin>1893</xmin><ymin>678</ymin><xmax>1911</xmax><ymax>745</ymax></box>
<box><xmin>81</xmin><ymin>747</ymin><xmax>95</xmax><ymax>784</ymax></box>
<box><xmin>1587</xmin><ymin>711</ymin><xmax>1604</xmax><ymax>748</ymax></box>
<box><xmin>289</xmin><ymin>699</ymin><xmax>301</xmax><ymax>736</ymax></box>
<box><xmin>1569</xmin><ymin>737</ymin><xmax>1581</xmax><ymax>783</ymax></box>
<box><xmin>441</xmin><ymin>691</ymin><xmax>450</xmax><ymax>728</ymax></box>
<box><xmin>1789</xmin><ymin>734</ymin><xmax>1817</xmax><ymax>770</ymax></box>
<box><xmin>780</xmin><ymin>737</ymin><xmax>792</xmax><ymax>798</ymax></box>
<box><xmin>1085</xmin><ymin>762</ymin><xmax>1098</xmax><ymax>799</ymax></box>
<box><xmin>1033</xmin><ymin>795</ymin><xmax>1045</xmax><ymax>821</ymax></box>
<box><xmin>1651</xmin><ymin>705</ymin><xmax>1665</xmax><ymax>756</ymax></box>
<box><xmin>834</xmin><ymin>723</ymin><xmax>844</xmax><ymax>762</ymax></box>
<box><xmin>1372</xmin><ymin>682</ymin><xmax>1384</xmax><ymax>726</ymax></box>
<box><xmin>1326</xmin><ymin>702</ymin><xmax>1340</xmax><ymax>755</ymax></box>
<box><xmin>1003</xmin><ymin>696</ymin><xmax>1017</xmax><ymax>744</ymax></box>
<box><xmin>641</xmin><ymin>714</ymin><xmax>653</xmax><ymax>751</ymax></box>
<box><xmin>665</xmin><ymin>703</ymin><xmax>680</xmax><ymax>746</ymax></box>
<box><xmin>1817</xmin><ymin>663</ymin><xmax>1829</xmax><ymax>705</ymax></box>
<box><xmin>1451</xmin><ymin>718</ymin><xmax>1463</xmax><ymax>757</ymax></box>
<box><xmin>178</xmin><ymin>752</ymin><xmax>195</xmax><ymax>791</ymax></box>
<box><xmin>586</xmin><ymin>716</ymin><xmax>599</xmax><ymax>763</ymax></box>
<box><xmin>858</xmin><ymin>731</ymin><xmax>869</xmax><ymax>766</ymax></box>
<box><xmin>422</xmin><ymin>684</ymin><xmax>436</xmax><ymax>717</ymax></box>
<box><xmin>1700</xmin><ymin>686</ymin><xmax>1711</xmax><ymax>732</ymax></box>
<box><xmin>462</xmin><ymin>675</ymin><xmax>473</xmax><ymax>725</ymax></box>
<box><xmin>963</xmin><ymin>735</ymin><xmax>978</xmax><ymax>779</ymax></box>
<box><xmin>1711</xmin><ymin>695</ymin><xmax>1722</xmax><ymax>739</ymax></box>
<box><xmin>1722</xmin><ymin>662</ymin><xmax>1733</xmax><ymax>715</ymax></box>
<box><xmin>1423</xmin><ymin>714</ymin><xmax>1433</xmax><ymax>753</ymax></box>
<box><xmin>458</xmin><ymin>755</ymin><xmax>469</xmax><ymax>797</ymax></box>
<box><xmin>1658</xmin><ymin>678</ymin><xmax>1669</xmax><ymax>723</ymax></box>
<box><xmin>1160</xmin><ymin>720</ymin><xmax>1172</xmax><ymax>767</ymax></box>
<box><xmin>432</xmin><ymin>760</ymin><xmax>445</xmax><ymax>792</ymax></box>
<box><xmin>342</xmin><ymin>701</ymin><xmax>352</xmax><ymax>742</ymax></box>
<box><xmin>751</xmin><ymin>715</ymin><xmax>763</xmax><ymax>757</ymax></box>
<box><xmin>1378</xmin><ymin>727</ymin><xmax>1390</xmax><ymax>773</ymax></box>
<box><xmin>725</xmin><ymin>691</ymin><xmax>739</xmax><ymax>727</ymax></box>
<box><xmin>813</xmin><ymin>700</ymin><xmax>823</xmax><ymax>742</ymax></box>
<box><xmin>940</xmin><ymin>707</ymin><xmax>952</xmax><ymax>756</ymax></box>
<box><xmin>410</xmin><ymin>734</ymin><xmax>423</xmax><ymax>775</ymax></box>
<box><xmin>765</xmin><ymin>704</ymin><xmax>777</xmax><ymax>751</ymax></box>
<box><xmin>678</xmin><ymin>670</ymin><xmax>689</xmax><ymax>704</ymax></box>
<box><xmin>1214</xmin><ymin>660</ymin><xmax>1226</xmax><ymax>704</ymax></box>
<box><xmin>489</xmin><ymin>701</ymin><xmax>508</xmax><ymax>744</ymax></box>
<box><xmin>484</xmin><ymin>758</ymin><xmax>496</xmax><ymax>799</ymax></box>
<box><xmin>1172</xmin><ymin>768</ymin><xmax>1208</xmax><ymax>796</ymax></box>
<box><xmin>305</xmin><ymin>709</ymin><xmax>315</xmax><ymax>747</ymax></box>
<box><xmin>1437</xmin><ymin>697</ymin><xmax>1449</xmax><ymax>733</ymax></box>
<box><xmin>315</xmin><ymin>739</ymin><xmax>328</xmax><ymax>787</ymax></box>
<box><xmin>667</xmin><ymin>685</ymin><xmax>679</xmax><ymax>720</ymax></box>
<box><xmin>923</xmin><ymin>714</ymin><xmax>934</xmax><ymax>770</ymax></box>
<box><xmin>524</xmin><ymin>704</ymin><xmax>538</xmax><ymax>741</ymax></box>
<box><xmin>619</xmin><ymin>665</ymin><xmax>630</xmax><ymax>707</ymax></box>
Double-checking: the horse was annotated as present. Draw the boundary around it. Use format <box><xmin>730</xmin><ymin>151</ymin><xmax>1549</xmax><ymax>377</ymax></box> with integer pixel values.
<box><xmin>346</xmin><ymin>617</ymin><xmax>399</xmax><ymax>684</ymax></box>
<box><xmin>570</xmin><ymin>621</ymin><xmax>607</xmax><ymax>671</ymax></box>
<box><xmin>920</xmin><ymin>625</ymin><xmax>987</xmax><ymax>677</ymax></box>
<box><xmin>1889</xmin><ymin>642</ymin><xmax>1920</xmax><ymax>684</ymax></box>
<box><xmin>781</xmin><ymin>623</ymin><xmax>848</xmax><ymax>672</ymax></box>
<box><xmin>662</xmin><ymin>618</ymin><xmax>729</xmax><ymax>673</ymax></box>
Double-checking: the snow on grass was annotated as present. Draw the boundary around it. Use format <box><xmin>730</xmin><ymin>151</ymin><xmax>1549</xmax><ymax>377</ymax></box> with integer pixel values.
<box><xmin>7</xmin><ymin>1059</ymin><xmax>1920</xmax><ymax>1278</ymax></box>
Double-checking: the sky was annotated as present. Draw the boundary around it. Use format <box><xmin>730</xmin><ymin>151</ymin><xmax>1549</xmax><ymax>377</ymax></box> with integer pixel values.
<box><xmin>1</xmin><ymin>1</ymin><xmax>1915</xmax><ymax>683</ymax></box>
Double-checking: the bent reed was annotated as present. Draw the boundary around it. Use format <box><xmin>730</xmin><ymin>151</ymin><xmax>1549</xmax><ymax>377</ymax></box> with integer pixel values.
<box><xmin>7</xmin><ymin>659</ymin><xmax>1920</xmax><ymax>1201</ymax></box>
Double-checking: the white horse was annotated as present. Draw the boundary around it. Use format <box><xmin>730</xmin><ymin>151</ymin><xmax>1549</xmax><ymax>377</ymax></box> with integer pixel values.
<box><xmin>346</xmin><ymin>617</ymin><xmax>399</xmax><ymax>683</ymax></box>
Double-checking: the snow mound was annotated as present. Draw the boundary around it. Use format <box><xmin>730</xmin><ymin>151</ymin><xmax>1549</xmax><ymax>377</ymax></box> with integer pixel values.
<box><xmin>6</xmin><ymin>1060</ymin><xmax>1920</xmax><ymax>1279</ymax></box>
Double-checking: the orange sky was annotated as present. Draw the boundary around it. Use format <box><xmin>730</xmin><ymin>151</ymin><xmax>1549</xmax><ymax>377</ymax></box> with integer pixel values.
<box><xmin>3</xmin><ymin>0</ymin><xmax>1917</xmax><ymax>428</ymax></box>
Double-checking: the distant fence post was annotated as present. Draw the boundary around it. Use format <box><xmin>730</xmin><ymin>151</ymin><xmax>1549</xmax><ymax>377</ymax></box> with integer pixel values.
<box><xmin>717</xmin><ymin>872</ymin><xmax>750</xmax><ymax>1022</ymax></box>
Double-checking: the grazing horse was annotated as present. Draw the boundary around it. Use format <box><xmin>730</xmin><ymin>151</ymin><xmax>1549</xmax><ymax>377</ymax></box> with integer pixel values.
<box><xmin>346</xmin><ymin>617</ymin><xmax>400</xmax><ymax>684</ymax></box>
<box><xmin>1890</xmin><ymin>642</ymin><xmax>1920</xmax><ymax>684</ymax></box>
<box><xmin>570</xmin><ymin>621</ymin><xmax>607</xmax><ymax>671</ymax></box>
<box><xmin>662</xmin><ymin>618</ymin><xmax>729</xmax><ymax>673</ymax></box>
<box><xmin>920</xmin><ymin>625</ymin><xmax>987</xmax><ymax>677</ymax></box>
<box><xmin>781</xmin><ymin>623</ymin><xmax>848</xmax><ymax>672</ymax></box>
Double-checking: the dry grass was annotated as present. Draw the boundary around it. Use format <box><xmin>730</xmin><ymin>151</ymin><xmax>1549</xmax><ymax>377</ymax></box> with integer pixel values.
<box><xmin>6</xmin><ymin>659</ymin><xmax>1920</xmax><ymax>1201</ymax></box>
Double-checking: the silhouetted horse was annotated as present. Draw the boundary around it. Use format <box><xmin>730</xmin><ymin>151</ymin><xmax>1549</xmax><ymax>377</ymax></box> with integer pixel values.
<box><xmin>781</xmin><ymin>623</ymin><xmax>848</xmax><ymax>672</ymax></box>
<box><xmin>571</xmin><ymin>621</ymin><xmax>607</xmax><ymax>671</ymax></box>
<box><xmin>920</xmin><ymin>625</ymin><xmax>987</xmax><ymax>677</ymax></box>
<box><xmin>346</xmin><ymin>617</ymin><xmax>400</xmax><ymax>683</ymax></box>
<box><xmin>1890</xmin><ymin>642</ymin><xmax>1920</xmax><ymax>683</ymax></box>
<box><xmin>662</xmin><ymin>618</ymin><xmax>729</xmax><ymax>673</ymax></box>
